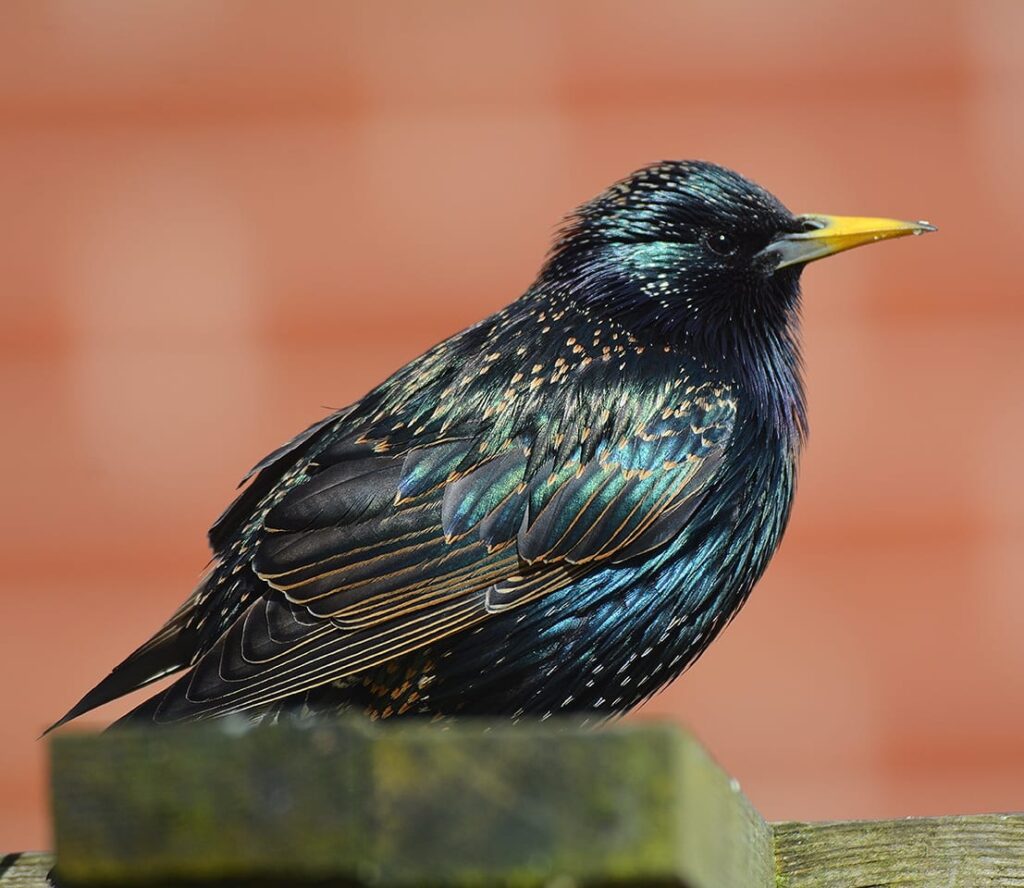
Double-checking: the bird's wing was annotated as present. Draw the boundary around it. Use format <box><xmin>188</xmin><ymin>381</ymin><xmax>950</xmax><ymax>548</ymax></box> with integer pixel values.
<box><xmin>136</xmin><ymin>385</ymin><xmax>737</xmax><ymax>722</ymax></box>
<box><xmin>209</xmin><ymin>410</ymin><xmax>348</xmax><ymax>551</ymax></box>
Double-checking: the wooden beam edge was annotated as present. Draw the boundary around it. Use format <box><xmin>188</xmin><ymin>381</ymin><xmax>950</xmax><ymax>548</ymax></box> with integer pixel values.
<box><xmin>773</xmin><ymin>812</ymin><xmax>1024</xmax><ymax>888</ymax></box>
<box><xmin>0</xmin><ymin>852</ymin><xmax>53</xmax><ymax>888</ymax></box>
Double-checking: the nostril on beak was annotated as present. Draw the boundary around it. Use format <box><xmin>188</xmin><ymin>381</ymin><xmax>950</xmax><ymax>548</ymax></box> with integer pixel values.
<box><xmin>798</xmin><ymin>217</ymin><xmax>826</xmax><ymax>233</ymax></box>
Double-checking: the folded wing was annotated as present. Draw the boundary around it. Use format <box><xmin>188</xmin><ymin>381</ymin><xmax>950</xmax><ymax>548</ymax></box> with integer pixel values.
<box><xmin>131</xmin><ymin>385</ymin><xmax>738</xmax><ymax>723</ymax></box>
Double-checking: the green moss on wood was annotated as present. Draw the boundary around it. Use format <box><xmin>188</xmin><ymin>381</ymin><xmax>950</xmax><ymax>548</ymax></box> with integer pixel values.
<box><xmin>50</xmin><ymin>719</ymin><xmax>772</xmax><ymax>887</ymax></box>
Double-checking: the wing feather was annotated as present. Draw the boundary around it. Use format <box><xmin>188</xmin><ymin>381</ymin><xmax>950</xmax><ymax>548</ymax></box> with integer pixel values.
<box><xmin>133</xmin><ymin>385</ymin><xmax>737</xmax><ymax>723</ymax></box>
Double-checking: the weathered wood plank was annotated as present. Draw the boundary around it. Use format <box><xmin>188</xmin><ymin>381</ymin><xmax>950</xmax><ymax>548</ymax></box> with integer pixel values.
<box><xmin>50</xmin><ymin>719</ymin><xmax>774</xmax><ymax>887</ymax></box>
<box><xmin>774</xmin><ymin>814</ymin><xmax>1024</xmax><ymax>887</ymax></box>
<box><xmin>0</xmin><ymin>852</ymin><xmax>53</xmax><ymax>888</ymax></box>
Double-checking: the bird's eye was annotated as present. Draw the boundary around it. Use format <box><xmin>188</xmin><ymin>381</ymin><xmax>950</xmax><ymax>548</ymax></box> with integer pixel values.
<box><xmin>703</xmin><ymin>231</ymin><xmax>739</xmax><ymax>256</ymax></box>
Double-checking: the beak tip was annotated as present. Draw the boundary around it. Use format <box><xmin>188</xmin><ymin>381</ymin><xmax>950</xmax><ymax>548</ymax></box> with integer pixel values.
<box><xmin>915</xmin><ymin>220</ymin><xmax>938</xmax><ymax>234</ymax></box>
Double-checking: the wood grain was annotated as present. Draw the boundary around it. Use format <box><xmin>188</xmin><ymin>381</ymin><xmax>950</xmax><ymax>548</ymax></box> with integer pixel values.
<box><xmin>774</xmin><ymin>814</ymin><xmax>1024</xmax><ymax>887</ymax></box>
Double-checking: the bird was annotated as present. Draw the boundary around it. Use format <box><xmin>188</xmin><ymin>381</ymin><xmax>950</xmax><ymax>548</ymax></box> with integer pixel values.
<box><xmin>50</xmin><ymin>160</ymin><xmax>934</xmax><ymax>730</ymax></box>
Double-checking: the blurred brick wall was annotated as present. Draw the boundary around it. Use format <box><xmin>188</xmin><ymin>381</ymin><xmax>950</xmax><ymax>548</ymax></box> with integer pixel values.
<box><xmin>2</xmin><ymin>0</ymin><xmax>1023</xmax><ymax>849</ymax></box>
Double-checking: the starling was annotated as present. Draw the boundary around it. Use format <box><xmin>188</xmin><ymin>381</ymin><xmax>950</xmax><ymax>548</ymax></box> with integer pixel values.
<box><xmin>51</xmin><ymin>161</ymin><xmax>934</xmax><ymax>729</ymax></box>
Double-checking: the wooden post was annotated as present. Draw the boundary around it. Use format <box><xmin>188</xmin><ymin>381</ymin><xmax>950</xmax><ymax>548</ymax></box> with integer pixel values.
<box><xmin>48</xmin><ymin>719</ymin><xmax>773</xmax><ymax>886</ymax></box>
<box><xmin>0</xmin><ymin>720</ymin><xmax>1018</xmax><ymax>886</ymax></box>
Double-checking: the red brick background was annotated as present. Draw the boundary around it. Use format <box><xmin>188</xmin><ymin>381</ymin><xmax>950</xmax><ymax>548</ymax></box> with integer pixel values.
<box><xmin>3</xmin><ymin>0</ymin><xmax>1022</xmax><ymax>850</ymax></box>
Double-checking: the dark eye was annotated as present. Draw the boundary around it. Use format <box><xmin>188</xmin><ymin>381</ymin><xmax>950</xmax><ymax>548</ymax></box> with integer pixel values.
<box><xmin>703</xmin><ymin>230</ymin><xmax>739</xmax><ymax>256</ymax></box>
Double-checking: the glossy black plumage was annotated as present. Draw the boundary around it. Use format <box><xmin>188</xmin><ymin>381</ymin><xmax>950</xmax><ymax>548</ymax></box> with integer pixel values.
<box><xmin>51</xmin><ymin>161</ymin><xmax>928</xmax><ymax>729</ymax></box>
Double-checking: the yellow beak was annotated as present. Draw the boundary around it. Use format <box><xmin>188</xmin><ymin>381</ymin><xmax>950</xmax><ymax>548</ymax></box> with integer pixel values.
<box><xmin>762</xmin><ymin>214</ymin><xmax>937</xmax><ymax>271</ymax></box>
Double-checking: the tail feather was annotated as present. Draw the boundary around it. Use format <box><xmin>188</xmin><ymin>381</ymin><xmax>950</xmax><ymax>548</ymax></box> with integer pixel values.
<box><xmin>44</xmin><ymin>626</ymin><xmax>200</xmax><ymax>735</ymax></box>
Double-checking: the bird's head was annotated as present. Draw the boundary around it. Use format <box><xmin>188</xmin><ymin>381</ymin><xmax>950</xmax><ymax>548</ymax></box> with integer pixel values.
<box><xmin>544</xmin><ymin>160</ymin><xmax>934</xmax><ymax>353</ymax></box>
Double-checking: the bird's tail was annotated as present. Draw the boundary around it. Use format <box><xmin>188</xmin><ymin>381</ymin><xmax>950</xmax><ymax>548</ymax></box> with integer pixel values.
<box><xmin>44</xmin><ymin>599</ymin><xmax>201</xmax><ymax>735</ymax></box>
